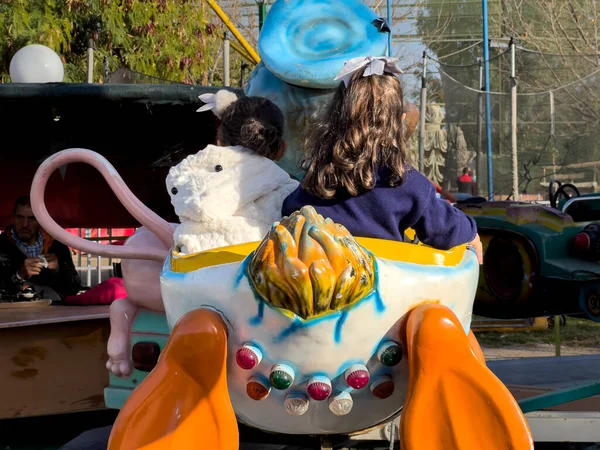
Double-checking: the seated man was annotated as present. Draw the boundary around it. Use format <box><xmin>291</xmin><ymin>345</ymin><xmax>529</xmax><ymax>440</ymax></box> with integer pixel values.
<box><xmin>0</xmin><ymin>195</ymin><xmax>81</xmax><ymax>302</ymax></box>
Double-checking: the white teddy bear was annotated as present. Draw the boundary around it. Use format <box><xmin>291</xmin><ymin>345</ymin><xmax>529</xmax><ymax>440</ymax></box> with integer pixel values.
<box><xmin>166</xmin><ymin>144</ymin><xmax>299</xmax><ymax>254</ymax></box>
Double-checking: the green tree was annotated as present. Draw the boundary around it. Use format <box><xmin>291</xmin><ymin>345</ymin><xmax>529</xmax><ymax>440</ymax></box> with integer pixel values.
<box><xmin>0</xmin><ymin>0</ymin><xmax>250</xmax><ymax>84</ymax></box>
<box><xmin>0</xmin><ymin>0</ymin><xmax>73</xmax><ymax>79</ymax></box>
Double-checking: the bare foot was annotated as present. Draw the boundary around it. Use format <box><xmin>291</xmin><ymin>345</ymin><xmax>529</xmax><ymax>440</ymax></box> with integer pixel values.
<box><xmin>106</xmin><ymin>298</ymin><xmax>138</xmax><ymax>377</ymax></box>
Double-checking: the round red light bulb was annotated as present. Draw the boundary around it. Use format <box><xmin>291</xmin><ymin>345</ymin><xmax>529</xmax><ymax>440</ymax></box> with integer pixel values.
<box><xmin>370</xmin><ymin>375</ymin><xmax>395</xmax><ymax>399</ymax></box>
<box><xmin>236</xmin><ymin>344</ymin><xmax>262</xmax><ymax>370</ymax></box>
<box><xmin>306</xmin><ymin>376</ymin><xmax>332</xmax><ymax>401</ymax></box>
<box><xmin>344</xmin><ymin>364</ymin><xmax>370</xmax><ymax>389</ymax></box>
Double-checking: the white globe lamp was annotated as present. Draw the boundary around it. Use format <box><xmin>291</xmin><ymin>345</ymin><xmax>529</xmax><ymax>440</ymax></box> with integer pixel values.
<box><xmin>9</xmin><ymin>44</ymin><xmax>64</xmax><ymax>83</ymax></box>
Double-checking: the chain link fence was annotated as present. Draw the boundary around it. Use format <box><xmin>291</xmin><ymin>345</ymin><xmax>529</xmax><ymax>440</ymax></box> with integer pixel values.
<box><xmin>405</xmin><ymin>44</ymin><xmax>600</xmax><ymax>200</ymax></box>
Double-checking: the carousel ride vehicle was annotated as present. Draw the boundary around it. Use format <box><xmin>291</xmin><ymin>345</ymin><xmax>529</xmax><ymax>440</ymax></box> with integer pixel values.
<box><xmin>31</xmin><ymin>145</ymin><xmax>534</xmax><ymax>449</ymax></box>
<box><xmin>456</xmin><ymin>178</ymin><xmax>600</xmax><ymax>323</ymax></box>
<box><xmin>29</xmin><ymin>147</ymin><xmax>600</xmax><ymax>449</ymax></box>
<box><xmin>110</xmin><ymin>205</ymin><xmax>538</xmax><ymax>450</ymax></box>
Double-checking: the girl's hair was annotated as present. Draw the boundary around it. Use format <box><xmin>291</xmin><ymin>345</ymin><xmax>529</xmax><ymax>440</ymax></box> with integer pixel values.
<box><xmin>301</xmin><ymin>67</ymin><xmax>407</xmax><ymax>199</ymax></box>
<box><xmin>218</xmin><ymin>96</ymin><xmax>285</xmax><ymax>161</ymax></box>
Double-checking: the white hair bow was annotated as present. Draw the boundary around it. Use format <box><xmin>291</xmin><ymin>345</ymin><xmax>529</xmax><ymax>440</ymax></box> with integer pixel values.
<box><xmin>197</xmin><ymin>89</ymin><xmax>239</xmax><ymax>119</ymax></box>
<box><xmin>333</xmin><ymin>56</ymin><xmax>403</xmax><ymax>88</ymax></box>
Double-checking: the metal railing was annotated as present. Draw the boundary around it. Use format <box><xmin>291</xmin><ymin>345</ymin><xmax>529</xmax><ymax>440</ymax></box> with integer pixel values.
<box><xmin>73</xmin><ymin>228</ymin><xmax>131</xmax><ymax>287</ymax></box>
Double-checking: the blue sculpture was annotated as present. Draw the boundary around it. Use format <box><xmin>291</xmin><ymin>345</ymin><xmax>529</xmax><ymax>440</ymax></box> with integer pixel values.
<box><xmin>245</xmin><ymin>0</ymin><xmax>390</xmax><ymax>178</ymax></box>
<box><xmin>258</xmin><ymin>0</ymin><xmax>388</xmax><ymax>89</ymax></box>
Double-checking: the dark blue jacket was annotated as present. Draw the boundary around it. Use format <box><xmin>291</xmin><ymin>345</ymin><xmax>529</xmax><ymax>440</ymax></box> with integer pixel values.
<box><xmin>282</xmin><ymin>166</ymin><xmax>477</xmax><ymax>250</ymax></box>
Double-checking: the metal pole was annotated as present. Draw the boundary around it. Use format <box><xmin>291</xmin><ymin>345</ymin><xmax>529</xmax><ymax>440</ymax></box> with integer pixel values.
<box><xmin>205</xmin><ymin>0</ymin><xmax>260</xmax><ymax>64</ymax></box>
<box><xmin>476</xmin><ymin>58</ymin><xmax>483</xmax><ymax>196</ymax></box>
<box><xmin>102</xmin><ymin>56</ymin><xmax>109</xmax><ymax>81</ymax></box>
<box><xmin>97</xmin><ymin>228</ymin><xmax>102</xmax><ymax>284</ymax></box>
<box><xmin>77</xmin><ymin>229</ymin><xmax>82</xmax><ymax>274</ymax></box>
<box><xmin>258</xmin><ymin>1</ymin><xmax>266</xmax><ymax>32</ymax></box>
<box><xmin>240</xmin><ymin>62</ymin><xmax>248</xmax><ymax>87</ymax></box>
<box><xmin>482</xmin><ymin>0</ymin><xmax>494</xmax><ymax>199</ymax></box>
<box><xmin>510</xmin><ymin>37</ymin><xmax>518</xmax><ymax>201</ymax></box>
<box><xmin>87</xmin><ymin>39</ymin><xmax>94</xmax><ymax>83</ymax></box>
<box><xmin>418</xmin><ymin>52</ymin><xmax>428</xmax><ymax>174</ymax></box>
<box><xmin>549</xmin><ymin>90</ymin><xmax>556</xmax><ymax>138</ymax></box>
<box><xmin>229</xmin><ymin>41</ymin><xmax>255</xmax><ymax>64</ymax></box>
<box><xmin>387</xmin><ymin>0</ymin><xmax>392</xmax><ymax>57</ymax></box>
<box><xmin>223</xmin><ymin>32</ymin><xmax>230</xmax><ymax>87</ymax></box>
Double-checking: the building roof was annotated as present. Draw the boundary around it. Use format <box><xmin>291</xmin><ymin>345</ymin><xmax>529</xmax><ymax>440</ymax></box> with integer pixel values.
<box><xmin>0</xmin><ymin>83</ymin><xmax>242</xmax><ymax>228</ymax></box>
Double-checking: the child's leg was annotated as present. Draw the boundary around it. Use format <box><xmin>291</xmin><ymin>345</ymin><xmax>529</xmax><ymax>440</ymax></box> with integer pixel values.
<box><xmin>106</xmin><ymin>298</ymin><xmax>139</xmax><ymax>377</ymax></box>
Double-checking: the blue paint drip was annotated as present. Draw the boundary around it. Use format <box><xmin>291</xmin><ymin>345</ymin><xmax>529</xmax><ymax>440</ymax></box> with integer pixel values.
<box><xmin>334</xmin><ymin>311</ymin><xmax>348</xmax><ymax>343</ymax></box>
<box><xmin>273</xmin><ymin>308</ymin><xmax>351</xmax><ymax>345</ymax></box>
<box><xmin>234</xmin><ymin>256</ymin><xmax>251</xmax><ymax>288</ymax></box>
<box><xmin>249</xmin><ymin>301</ymin><xmax>265</xmax><ymax>326</ymax></box>
<box><xmin>276</xmin><ymin>318</ymin><xmax>304</xmax><ymax>343</ymax></box>
<box><xmin>260</xmin><ymin>285</ymin><xmax>385</xmax><ymax>345</ymax></box>
<box><xmin>373</xmin><ymin>290</ymin><xmax>385</xmax><ymax>314</ymax></box>
<box><xmin>241</xmin><ymin>253</ymin><xmax>269</xmax><ymax>327</ymax></box>
<box><xmin>370</xmin><ymin>256</ymin><xmax>385</xmax><ymax>314</ymax></box>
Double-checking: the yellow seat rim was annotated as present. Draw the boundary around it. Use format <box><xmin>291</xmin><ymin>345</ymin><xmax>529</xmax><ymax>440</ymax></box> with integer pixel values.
<box><xmin>170</xmin><ymin>235</ymin><xmax>467</xmax><ymax>274</ymax></box>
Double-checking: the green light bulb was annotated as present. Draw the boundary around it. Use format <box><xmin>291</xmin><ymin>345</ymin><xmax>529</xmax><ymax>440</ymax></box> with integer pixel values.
<box><xmin>378</xmin><ymin>341</ymin><xmax>403</xmax><ymax>367</ymax></box>
<box><xmin>269</xmin><ymin>364</ymin><xmax>294</xmax><ymax>390</ymax></box>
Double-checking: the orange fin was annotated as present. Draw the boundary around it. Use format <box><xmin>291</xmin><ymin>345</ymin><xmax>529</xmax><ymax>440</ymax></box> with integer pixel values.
<box><xmin>108</xmin><ymin>308</ymin><xmax>238</xmax><ymax>450</ymax></box>
<box><xmin>399</xmin><ymin>304</ymin><xmax>533</xmax><ymax>450</ymax></box>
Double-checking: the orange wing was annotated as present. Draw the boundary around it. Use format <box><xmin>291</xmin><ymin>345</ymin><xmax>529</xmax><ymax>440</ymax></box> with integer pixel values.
<box><xmin>108</xmin><ymin>308</ymin><xmax>238</xmax><ymax>450</ymax></box>
<box><xmin>399</xmin><ymin>303</ymin><xmax>533</xmax><ymax>450</ymax></box>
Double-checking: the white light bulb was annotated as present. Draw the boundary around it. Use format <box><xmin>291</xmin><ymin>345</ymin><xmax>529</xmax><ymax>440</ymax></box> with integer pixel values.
<box><xmin>10</xmin><ymin>44</ymin><xmax>64</xmax><ymax>83</ymax></box>
<box><xmin>284</xmin><ymin>392</ymin><xmax>309</xmax><ymax>416</ymax></box>
<box><xmin>328</xmin><ymin>391</ymin><xmax>353</xmax><ymax>416</ymax></box>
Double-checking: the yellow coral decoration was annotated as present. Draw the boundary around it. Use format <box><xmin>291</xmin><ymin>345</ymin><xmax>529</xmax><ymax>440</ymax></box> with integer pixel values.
<box><xmin>248</xmin><ymin>206</ymin><xmax>376</xmax><ymax>319</ymax></box>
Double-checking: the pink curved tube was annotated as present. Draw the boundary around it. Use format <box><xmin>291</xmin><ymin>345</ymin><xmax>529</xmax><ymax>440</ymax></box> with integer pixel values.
<box><xmin>30</xmin><ymin>148</ymin><xmax>174</xmax><ymax>263</ymax></box>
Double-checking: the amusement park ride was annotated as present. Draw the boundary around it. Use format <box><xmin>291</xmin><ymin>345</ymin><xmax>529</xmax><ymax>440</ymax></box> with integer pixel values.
<box><xmin>1</xmin><ymin>0</ymin><xmax>600</xmax><ymax>449</ymax></box>
<box><xmin>457</xmin><ymin>178</ymin><xmax>600</xmax><ymax>323</ymax></box>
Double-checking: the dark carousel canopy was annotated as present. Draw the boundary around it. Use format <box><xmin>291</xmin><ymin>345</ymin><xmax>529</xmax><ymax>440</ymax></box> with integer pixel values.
<box><xmin>0</xmin><ymin>83</ymin><xmax>241</xmax><ymax>229</ymax></box>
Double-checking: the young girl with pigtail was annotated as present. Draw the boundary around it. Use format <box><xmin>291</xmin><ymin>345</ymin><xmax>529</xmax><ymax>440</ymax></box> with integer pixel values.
<box><xmin>167</xmin><ymin>90</ymin><xmax>298</xmax><ymax>254</ymax></box>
